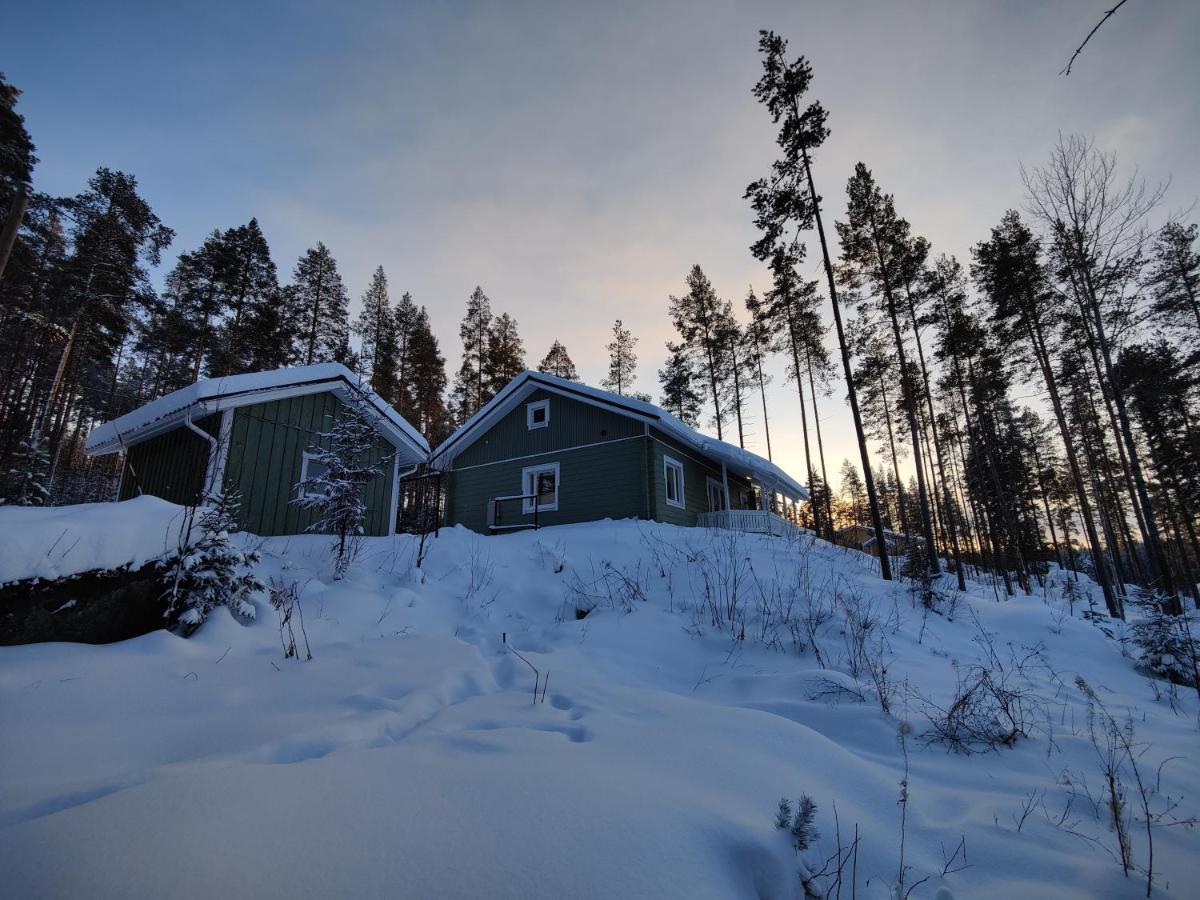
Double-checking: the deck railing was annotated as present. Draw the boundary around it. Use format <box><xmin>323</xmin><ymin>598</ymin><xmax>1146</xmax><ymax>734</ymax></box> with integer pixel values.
<box><xmin>696</xmin><ymin>508</ymin><xmax>803</xmax><ymax>540</ymax></box>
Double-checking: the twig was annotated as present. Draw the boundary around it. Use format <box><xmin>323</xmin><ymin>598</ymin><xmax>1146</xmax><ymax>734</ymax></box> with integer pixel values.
<box><xmin>1060</xmin><ymin>0</ymin><xmax>1132</xmax><ymax>76</ymax></box>
<box><xmin>215</xmin><ymin>646</ymin><xmax>231</xmax><ymax>665</ymax></box>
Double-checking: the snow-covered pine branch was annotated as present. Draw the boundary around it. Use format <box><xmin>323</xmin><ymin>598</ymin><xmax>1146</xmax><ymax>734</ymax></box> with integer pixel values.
<box><xmin>293</xmin><ymin>395</ymin><xmax>390</xmax><ymax>578</ymax></box>
<box><xmin>160</xmin><ymin>490</ymin><xmax>263</xmax><ymax>635</ymax></box>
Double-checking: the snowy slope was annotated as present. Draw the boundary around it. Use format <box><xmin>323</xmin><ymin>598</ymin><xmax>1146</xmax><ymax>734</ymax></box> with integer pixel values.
<box><xmin>1</xmin><ymin>511</ymin><xmax>1197</xmax><ymax>898</ymax></box>
<box><xmin>0</xmin><ymin>496</ymin><xmax>189</xmax><ymax>585</ymax></box>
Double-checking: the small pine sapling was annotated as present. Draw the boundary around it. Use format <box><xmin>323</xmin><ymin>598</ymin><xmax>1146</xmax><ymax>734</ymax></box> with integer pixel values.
<box><xmin>2</xmin><ymin>436</ymin><xmax>51</xmax><ymax>506</ymax></box>
<box><xmin>1128</xmin><ymin>586</ymin><xmax>1200</xmax><ymax>694</ymax></box>
<box><xmin>791</xmin><ymin>795</ymin><xmax>819</xmax><ymax>852</ymax></box>
<box><xmin>161</xmin><ymin>491</ymin><xmax>263</xmax><ymax>635</ymax></box>
<box><xmin>294</xmin><ymin>400</ymin><xmax>389</xmax><ymax>579</ymax></box>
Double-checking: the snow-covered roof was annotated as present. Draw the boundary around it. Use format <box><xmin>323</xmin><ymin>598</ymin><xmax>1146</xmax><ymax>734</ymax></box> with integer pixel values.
<box><xmin>85</xmin><ymin>363</ymin><xmax>430</xmax><ymax>461</ymax></box>
<box><xmin>431</xmin><ymin>370</ymin><xmax>808</xmax><ymax>501</ymax></box>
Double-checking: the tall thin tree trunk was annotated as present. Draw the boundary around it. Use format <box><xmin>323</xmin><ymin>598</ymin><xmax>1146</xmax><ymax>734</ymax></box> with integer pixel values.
<box><xmin>801</xmin><ymin>146</ymin><xmax>891</xmax><ymax>580</ymax></box>
<box><xmin>867</xmin><ymin>218</ymin><xmax>939</xmax><ymax>573</ymax></box>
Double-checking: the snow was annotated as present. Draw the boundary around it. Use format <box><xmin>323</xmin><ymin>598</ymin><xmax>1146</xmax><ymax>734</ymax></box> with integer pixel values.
<box><xmin>84</xmin><ymin>363</ymin><xmax>430</xmax><ymax>460</ymax></box>
<box><xmin>0</xmin><ymin>496</ymin><xmax>188</xmax><ymax>584</ymax></box>
<box><xmin>1</xmin><ymin>507</ymin><xmax>1198</xmax><ymax>898</ymax></box>
<box><xmin>434</xmin><ymin>370</ymin><xmax>810</xmax><ymax>501</ymax></box>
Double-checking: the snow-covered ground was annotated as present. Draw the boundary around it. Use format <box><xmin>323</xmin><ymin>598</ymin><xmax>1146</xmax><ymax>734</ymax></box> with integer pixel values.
<box><xmin>1</xmin><ymin>508</ymin><xmax>1197</xmax><ymax>898</ymax></box>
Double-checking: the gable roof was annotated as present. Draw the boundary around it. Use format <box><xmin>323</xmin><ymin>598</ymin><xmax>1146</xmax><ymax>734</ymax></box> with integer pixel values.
<box><xmin>431</xmin><ymin>370</ymin><xmax>808</xmax><ymax>501</ymax></box>
<box><xmin>85</xmin><ymin>363</ymin><xmax>430</xmax><ymax>461</ymax></box>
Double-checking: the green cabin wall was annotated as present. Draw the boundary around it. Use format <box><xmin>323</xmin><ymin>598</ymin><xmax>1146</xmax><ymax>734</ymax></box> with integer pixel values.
<box><xmin>646</xmin><ymin>427</ymin><xmax>753</xmax><ymax>528</ymax></box>
<box><xmin>221</xmin><ymin>392</ymin><xmax>395</xmax><ymax>537</ymax></box>
<box><xmin>443</xmin><ymin>389</ymin><xmax>756</xmax><ymax>534</ymax></box>
<box><xmin>118</xmin><ymin>413</ymin><xmax>219</xmax><ymax>505</ymax></box>
<box><xmin>119</xmin><ymin>391</ymin><xmax>396</xmax><ymax>538</ymax></box>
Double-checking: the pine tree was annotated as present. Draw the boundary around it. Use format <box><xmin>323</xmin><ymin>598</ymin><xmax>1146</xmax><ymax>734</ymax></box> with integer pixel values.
<box><xmin>538</xmin><ymin>340</ymin><xmax>579</xmax><ymax>380</ymax></box>
<box><xmin>668</xmin><ymin>267</ymin><xmax>731</xmax><ymax>438</ymax></box>
<box><xmin>745</xmin><ymin>31</ymin><xmax>893</xmax><ymax>579</ymax></box>
<box><xmin>601</xmin><ymin>319</ymin><xmax>638</xmax><ymax>395</ymax></box>
<box><xmin>0</xmin><ymin>71</ymin><xmax>36</xmax><ymax>195</ymax></box>
<box><xmin>354</xmin><ymin>266</ymin><xmax>400</xmax><ymax>400</ymax></box>
<box><xmin>161</xmin><ymin>491</ymin><xmax>263</xmax><ymax>635</ymax></box>
<box><xmin>208</xmin><ymin>219</ymin><xmax>280</xmax><ymax>377</ymax></box>
<box><xmin>406</xmin><ymin>306</ymin><xmax>449</xmax><ymax>442</ymax></box>
<box><xmin>451</xmin><ymin>286</ymin><xmax>493</xmax><ymax>421</ymax></box>
<box><xmin>743</xmin><ymin>287</ymin><xmax>777</xmax><ymax>460</ymax></box>
<box><xmin>292</xmin><ymin>242</ymin><xmax>350</xmax><ymax>366</ymax></box>
<box><xmin>1025</xmin><ymin>136</ymin><xmax>1178</xmax><ymax>611</ymax></box>
<box><xmin>484</xmin><ymin>312</ymin><xmax>525</xmax><ymax>395</ymax></box>
<box><xmin>658</xmin><ymin>341</ymin><xmax>703</xmax><ymax>427</ymax></box>
<box><xmin>840</xmin><ymin>459</ymin><xmax>867</xmax><ymax>526</ymax></box>
<box><xmin>974</xmin><ymin>210</ymin><xmax>1121</xmax><ymax>617</ymax></box>
<box><xmin>837</xmin><ymin>163</ymin><xmax>939</xmax><ymax>575</ymax></box>
<box><xmin>1144</xmin><ymin>221</ymin><xmax>1199</xmax><ymax>335</ymax></box>
<box><xmin>391</xmin><ymin>290</ymin><xmax>418</xmax><ymax>413</ymax></box>
<box><xmin>293</xmin><ymin>400</ymin><xmax>388</xmax><ymax>579</ymax></box>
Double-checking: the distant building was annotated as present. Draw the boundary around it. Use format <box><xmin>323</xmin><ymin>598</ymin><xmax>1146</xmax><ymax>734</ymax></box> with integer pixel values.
<box><xmin>85</xmin><ymin>364</ymin><xmax>429</xmax><ymax>536</ymax></box>
<box><xmin>834</xmin><ymin>524</ymin><xmax>911</xmax><ymax>557</ymax></box>
<box><xmin>431</xmin><ymin>371</ymin><xmax>808</xmax><ymax>534</ymax></box>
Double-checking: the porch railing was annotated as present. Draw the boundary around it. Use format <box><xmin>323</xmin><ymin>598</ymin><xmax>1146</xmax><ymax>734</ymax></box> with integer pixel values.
<box><xmin>696</xmin><ymin>508</ymin><xmax>803</xmax><ymax>539</ymax></box>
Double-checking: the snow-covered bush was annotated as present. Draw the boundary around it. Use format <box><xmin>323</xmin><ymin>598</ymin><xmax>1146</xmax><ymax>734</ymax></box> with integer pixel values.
<box><xmin>160</xmin><ymin>491</ymin><xmax>263</xmax><ymax>635</ymax></box>
<box><xmin>294</xmin><ymin>401</ymin><xmax>388</xmax><ymax>579</ymax></box>
<box><xmin>1128</xmin><ymin>587</ymin><xmax>1199</xmax><ymax>690</ymax></box>
<box><xmin>1</xmin><ymin>437</ymin><xmax>50</xmax><ymax>507</ymax></box>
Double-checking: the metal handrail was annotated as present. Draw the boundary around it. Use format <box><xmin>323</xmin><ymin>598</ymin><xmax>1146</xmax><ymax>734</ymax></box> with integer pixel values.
<box><xmin>488</xmin><ymin>493</ymin><xmax>541</xmax><ymax>532</ymax></box>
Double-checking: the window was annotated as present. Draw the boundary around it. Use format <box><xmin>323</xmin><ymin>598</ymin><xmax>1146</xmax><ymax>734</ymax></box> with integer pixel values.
<box><xmin>521</xmin><ymin>462</ymin><xmax>560</xmax><ymax>512</ymax></box>
<box><xmin>663</xmin><ymin>456</ymin><xmax>685</xmax><ymax>509</ymax></box>
<box><xmin>298</xmin><ymin>452</ymin><xmax>332</xmax><ymax>500</ymax></box>
<box><xmin>706</xmin><ymin>477</ymin><xmax>727</xmax><ymax>513</ymax></box>
<box><xmin>526</xmin><ymin>399</ymin><xmax>550</xmax><ymax>430</ymax></box>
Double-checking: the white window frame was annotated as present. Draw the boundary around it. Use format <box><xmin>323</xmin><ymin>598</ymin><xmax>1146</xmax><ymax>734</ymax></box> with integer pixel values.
<box><xmin>521</xmin><ymin>461</ymin><xmax>560</xmax><ymax>513</ymax></box>
<box><xmin>526</xmin><ymin>398</ymin><xmax>550</xmax><ymax>430</ymax></box>
<box><xmin>298</xmin><ymin>451</ymin><xmax>332</xmax><ymax>501</ymax></box>
<box><xmin>663</xmin><ymin>455</ymin><xmax>685</xmax><ymax>509</ymax></box>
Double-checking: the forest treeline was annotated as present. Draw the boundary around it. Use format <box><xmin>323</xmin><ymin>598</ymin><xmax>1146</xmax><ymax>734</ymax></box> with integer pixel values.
<box><xmin>1</xmin><ymin>34</ymin><xmax>1197</xmax><ymax>617</ymax></box>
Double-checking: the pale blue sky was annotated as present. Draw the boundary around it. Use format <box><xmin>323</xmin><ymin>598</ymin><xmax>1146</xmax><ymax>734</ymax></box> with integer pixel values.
<box><xmin>4</xmin><ymin>0</ymin><xmax>1197</xmax><ymax>482</ymax></box>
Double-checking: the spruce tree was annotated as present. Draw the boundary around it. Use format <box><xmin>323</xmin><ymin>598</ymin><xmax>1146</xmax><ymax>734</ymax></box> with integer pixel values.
<box><xmin>353</xmin><ymin>266</ymin><xmax>400</xmax><ymax>401</ymax></box>
<box><xmin>451</xmin><ymin>286</ymin><xmax>492</xmax><ymax>420</ymax></box>
<box><xmin>292</xmin><ymin>242</ymin><xmax>350</xmax><ymax>366</ymax></box>
<box><xmin>392</xmin><ymin>290</ymin><xmax>418</xmax><ymax>413</ymax></box>
<box><xmin>658</xmin><ymin>342</ymin><xmax>703</xmax><ymax>427</ymax></box>
<box><xmin>484</xmin><ymin>312</ymin><xmax>525</xmax><ymax>395</ymax></box>
<box><xmin>538</xmin><ymin>340</ymin><xmax>579</xmax><ymax>380</ymax></box>
<box><xmin>294</xmin><ymin>400</ymin><xmax>387</xmax><ymax>579</ymax></box>
<box><xmin>745</xmin><ymin>31</ymin><xmax>893</xmax><ymax>579</ymax></box>
<box><xmin>406</xmin><ymin>306</ymin><xmax>449</xmax><ymax>442</ymax></box>
<box><xmin>161</xmin><ymin>491</ymin><xmax>263</xmax><ymax>635</ymax></box>
<box><xmin>602</xmin><ymin>319</ymin><xmax>638</xmax><ymax>395</ymax></box>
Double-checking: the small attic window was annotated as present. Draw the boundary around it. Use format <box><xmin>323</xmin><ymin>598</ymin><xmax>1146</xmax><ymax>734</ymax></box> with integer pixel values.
<box><xmin>526</xmin><ymin>399</ymin><xmax>550</xmax><ymax>430</ymax></box>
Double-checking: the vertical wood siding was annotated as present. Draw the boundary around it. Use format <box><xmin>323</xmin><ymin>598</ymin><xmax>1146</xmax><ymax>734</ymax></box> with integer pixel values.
<box><xmin>119</xmin><ymin>414</ymin><xmax>219</xmax><ymax>505</ymax></box>
<box><xmin>221</xmin><ymin>392</ymin><xmax>395</xmax><ymax>537</ymax></box>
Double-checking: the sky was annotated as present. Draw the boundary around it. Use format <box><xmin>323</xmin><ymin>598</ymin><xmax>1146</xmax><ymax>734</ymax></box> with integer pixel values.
<box><xmin>3</xmin><ymin>0</ymin><xmax>1198</xmax><ymax>489</ymax></box>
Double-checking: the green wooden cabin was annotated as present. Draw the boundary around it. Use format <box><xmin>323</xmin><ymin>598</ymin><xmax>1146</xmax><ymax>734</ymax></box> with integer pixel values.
<box><xmin>85</xmin><ymin>364</ymin><xmax>430</xmax><ymax>537</ymax></box>
<box><xmin>431</xmin><ymin>371</ymin><xmax>808</xmax><ymax>534</ymax></box>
